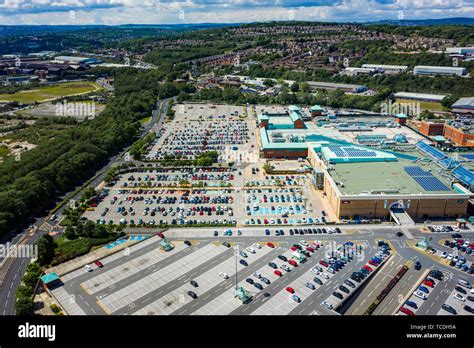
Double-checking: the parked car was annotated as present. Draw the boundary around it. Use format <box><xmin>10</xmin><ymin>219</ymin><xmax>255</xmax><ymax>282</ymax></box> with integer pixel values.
<box><xmin>188</xmin><ymin>291</ymin><xmax>198</xmax><ymax>299</ymax></box>
<box><xmin>399</xmin><ymin>307</ymin><xmax>415</xmax><ymax>316</ymax></box>
<box><xmin>442</xmin><ymin>304</ymin><xmax>457</xmax><ymax>315</ymax></box>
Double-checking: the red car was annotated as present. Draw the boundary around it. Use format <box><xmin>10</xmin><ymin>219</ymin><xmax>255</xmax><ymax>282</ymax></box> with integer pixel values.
<box><xmin>363</xmin><ymin>265</ymin><xmax>373</xmax><ymax>272</ymax></box>
<box><xmin>319</xmin><ymin>260</ymin><xmax>329</xmax><ymax>267</ymax></box>
<box><xmin>94</xmin><ymin>260</ymin><xmax>104</xmax><ymax>268</ymax></box>
<box><xmin>285</xmin><ymin>287</ymin><xmax>295</xmax><ymax>294</ymax></box>
<box><xmin>400</xmin><ymin>307</ymin><xmax>415</xmax><ymax>316</ymax></box>
<box><xmin>423</xmin><ymin>280</ymin><xmax>434</xmax><ymax>288</ymax></box>
<box><xmin>306</xmin><ymin>247</ymin><xmax>314</xmax><ymax>253</ymax></box>
<box><xmin>156</xmin><ymin>232</ymin><xmax>165</xmax><ymax>238</ymax></box>
<box><xmin>274</xmin><ymin>270</ymin><xmax>283</xmax><ymax>277</ymax></box>
<box><xmin>267</xmin><ymin>242</ymin><xmax>275</xmax><ymax>248</ymax></box>
<box><xmin>288</xmin><ymin>260</ymin><xmax>298</xmax><ymax>267</ymax></box>
<box><xmin>368</xmin><ymin>260</ymin><xmax>378</xmax><ymax>266</ymax></box>
<box><xmin>291</xmin><ymin>246</ymin><xmax>298</xmax><ymax>251</ymax></box>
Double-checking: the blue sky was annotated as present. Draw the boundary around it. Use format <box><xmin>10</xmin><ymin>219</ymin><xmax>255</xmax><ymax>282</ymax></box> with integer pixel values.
<box><xmin>0</xmin><ymin>0</ymin><xmax>472</xmax><ymax>25</ymax></box>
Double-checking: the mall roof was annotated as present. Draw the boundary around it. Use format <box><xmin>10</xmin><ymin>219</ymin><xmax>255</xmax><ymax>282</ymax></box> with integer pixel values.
<box><xmin>289</xmin><ymin>111</ymin><xmax>303</xmax><ymax>123</ymax></box>
<box><xmin>260</xmin><ymin>127</ymin><xmax>308</xmax><ymax>150</ymax></box>
<box><xmin>328</xmin><ymin>160</ymin><xmax>459</xmax><ymax>196</ymax></box>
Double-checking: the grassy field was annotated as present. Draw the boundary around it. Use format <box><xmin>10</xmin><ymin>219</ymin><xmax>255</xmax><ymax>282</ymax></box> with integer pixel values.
<box><xmin>395</xmin><ymin>99</ymin><xmax>449</xmax><ymax>112</ymax></box>
<box><xmin>0</xmin><ymin>81</ymin><xmax>101</xmax><ymax>104</ymax></box>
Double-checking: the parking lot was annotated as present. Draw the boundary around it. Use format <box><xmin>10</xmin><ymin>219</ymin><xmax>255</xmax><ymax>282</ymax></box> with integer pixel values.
<box><xmin>51</xmin><ymin>233</ymin><xmax>385</xmax><ymax>316</ymax></box>
<box><xmin>82</xmin><ymin>165</ymin><xmax>329</xmax><ymax>228</ymax></box>
<box><xmin>146</xmin><ymin>103</ymin><xmax>255</xmax><ymax>161</ymax></box>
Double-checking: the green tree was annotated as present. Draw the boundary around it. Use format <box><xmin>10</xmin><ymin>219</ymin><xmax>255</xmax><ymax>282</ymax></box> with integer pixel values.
<box><xmin>290</xmin><ymin>83</ymin><xmax>300</xmax><ymax>93</ymax></box>
<box><xmin>36</xmin><ymin>235</ymin><xmax>55</xmax><ymax>266</ymax></box>
<box><xmin>15</xmin><ymin>296</ymin><xmax>35</xmax><ymax>315</ymax></box>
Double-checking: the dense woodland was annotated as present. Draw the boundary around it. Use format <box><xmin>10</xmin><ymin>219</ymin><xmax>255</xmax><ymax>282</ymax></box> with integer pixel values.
<box><xmin>0</xmin><ymin>68</ymin><xmax>193</xmax><ymax>238</ymax></box>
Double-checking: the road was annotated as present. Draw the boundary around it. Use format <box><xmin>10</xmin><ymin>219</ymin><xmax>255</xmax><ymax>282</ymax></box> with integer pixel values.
<box><xmin>0</xmin><ymin>97</ymin><xmax>170</xmax><ymax>315</ymax></box>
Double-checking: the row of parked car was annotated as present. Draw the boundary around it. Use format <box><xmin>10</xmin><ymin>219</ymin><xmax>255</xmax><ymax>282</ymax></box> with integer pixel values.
<box><xmin>441</xmin><ymin>278</ymin><xmax>474</xmax><ymax>315</ymax></box>
<box><xmin>427</xmin><ymin>225</ymin><xmax>462</xmax><ymax>233</ymax></box>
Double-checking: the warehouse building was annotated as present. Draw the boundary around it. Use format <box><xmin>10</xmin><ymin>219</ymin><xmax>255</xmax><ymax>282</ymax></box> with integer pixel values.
<box><xmin>452</xmin><ymin>97</ymin><xmax>474</xmax><ymax>115</ymax></box>
<box><xmin>413</xmin><ymin>65</ymin><xmax>467</xmax><ymax>77</ymax></box>
<box><xmin>393</xmin><ymin>92</ymin><xmax>447</xmax><ymax>103</ymax></box>
<box><xmin>52</xmin><ymin>56</ymin><xmax>102</xmax><ymax>66</ymax></box>
<box><xmin>307</xmin><ymin>81</ymin><xmax>368</xmax><ymax>93</ymax></box>
<box><xmin>342</xmin><ymin>67</ymin><xmax>377</xmax><ymax>77</ymax></box>
<box><xmin>362</xmin><ymin>64</ymin><xmax>408</xmax><ymax>74</ymax></box>
<box><xmin>446</xmin><ymin>47</ymin><xmax>474</xmax><ymax>56</ymax></box>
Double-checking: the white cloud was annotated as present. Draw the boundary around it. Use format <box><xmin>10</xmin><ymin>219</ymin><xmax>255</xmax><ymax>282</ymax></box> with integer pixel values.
<box><xmin>0</xmin><ymin>0</ymin><xmax>471</xmax><ymax>24</ymax></box>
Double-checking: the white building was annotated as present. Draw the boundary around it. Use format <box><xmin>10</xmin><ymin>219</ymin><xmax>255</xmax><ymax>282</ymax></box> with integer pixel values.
<box><xmin>362</xmin><ymin>64</ymin><xmax>408</xmax><ymax>74</ymax></box>
<box><xmin>393</xmin><ymin>92</ymin><xmax>447</xmax><ymax>103</ymax></box>
<box><xmin>413</xmin><ymin>65</ymin><xmax>467</xmax><ymax>77</ymax></box>
<box><xmin>446</xmin><ymin>47</ymin><xmax>474</xmax><ymax>55</ymax></box>
<box><xmin>342</xmin><ymin>67</ymin><xmax>377</xmax><ymax>77</ymax></box>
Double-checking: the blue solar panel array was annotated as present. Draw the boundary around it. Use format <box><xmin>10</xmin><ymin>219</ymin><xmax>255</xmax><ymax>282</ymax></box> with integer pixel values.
<box><xmin>412</xmin><ymin>176</ymin><xmax>450</xmax><ymax>191</ymax></box>
<box><xmin>416</xmin><ymin>141</ymin><xmax>446</xmax><ymax>160</ymax></box>
<box><xmin>404</xmin><ymin>166</ymin><xmax>431</xmax><ymax>177</ymax></box>
<box><xmin>327</xmin><ymin>146</ymin><xmax>377</xmax><ymax>158</ymax></box>
<box><xmin>452</xmin><ymin>166</ymin><xmax>474</xmax><ymax>186</ymax></box>
<box><xmin>404</xmin><ymin>166</ymin><xmax>450</xmax><ymax>191</ymax></box>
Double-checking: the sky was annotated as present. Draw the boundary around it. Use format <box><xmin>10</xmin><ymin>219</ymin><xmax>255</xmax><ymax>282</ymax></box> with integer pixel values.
<box><xmin>0</xmin><ymin>0</ymin><xmax>472</xmax><ymax>25</ymax></box>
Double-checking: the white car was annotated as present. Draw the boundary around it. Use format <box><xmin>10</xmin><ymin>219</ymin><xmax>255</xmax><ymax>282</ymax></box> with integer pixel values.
<box><xmin>413</xmin><ymin>291</ymin><xmax>427</xmax><ymax>300</ymax></box>
<box><xmin>246</xmin><ymin>247</ymin><xmax>256</xmax><ymax>254</ymax></box>
<box><xmin>321</xmin><ymin>301</ymin><xmax>334</xmax><ymax>310</ymax></box>
<box><xmin>447</xmin><ymin>254</ymin><xmax>454</xmax><ymax>260</ymax></box>
<box><xmin>453</xmin><ymin>293</ymin><xmax>466</xmax><ymax>302</ymax></box>
<box><xmin>280</xmin><ymin>264</ymin><xmax>291</xmax><ymax>272</ymax></box>
<box><xmin>441</xmin><ymin>251</ymin><xmax>448</xmax><ymax>258</ymax></box>
<box><xmin>84</xmin><ymin>264</ymin><xmax>93</xmax><ymax>272</ymax></box>
<box><xmin>253</xmin><ymin>272</ymin><xmax>262</xmax><ymax>279</ymax></box>
<box><xmin>320</xmin><ymin>272</ymin><xmax>330</xmax><ymax>279</ymax></box>
<box><xmin>453</xmin><ymin>256</ymin><xmax>459</xmax><ymax>262</ymax></box>
<box><xmin>252</xmin><ymin>243</ymin><xmax>262</xmax><ymax>249</ymax></box>
<box><xmin>311</xmin><ymin>267</ymin><xmax>320</xmax><ymax>275</ymax></box>
<box><xmin>300</xmin><ymin>240</ymin><xmax>309</xmax><ymax>246</ymax></box>
<box><xmin>219</xmin><ymin>272</ymin><xmax>229</xmax><ymax>279</ymax></box>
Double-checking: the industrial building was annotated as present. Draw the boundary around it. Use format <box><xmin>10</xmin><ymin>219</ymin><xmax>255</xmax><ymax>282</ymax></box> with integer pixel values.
<box><xmin>413</xmin><ymin>65</ymin><xmax>467</xmax><ymax>77</ymax></box>
<box><xmin>361</xmin><ymin>64</ymin><xmax>408</xmax><ymax>74</ymax></box>
<box><xmin>307</xmin><ymin>81</ymin><xmax>368</xmax><ymax>93</ymax></box>
<box><xmin>452</xmin><ymin>97</ymin><xmax>474</xmax><ymax>115</ymax></box>
<box><xmin>342</xmin><ymin>67</ymin><xmax>377</xmax><ymax>77</ymax></box>
<box><xmin>393</xmin><ymin>92</ymin><xmax>447</xmax><ymax>103</ymax></box>
<box><xmin>52</xmin><ymin>56</ymin><xmax>102</xmax><ymax>66</ymax></box>
<box><xmin>446</xmin><ymin>47</ymin><xmax>474</xmax><ymax>55</ymax></box>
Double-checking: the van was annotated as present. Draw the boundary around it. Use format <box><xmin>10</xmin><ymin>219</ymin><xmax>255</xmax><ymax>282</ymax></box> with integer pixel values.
<box><xmin>458</xmin><ymin>278</ymin><xmax>472</xmax><ymax>289</ymax></box>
